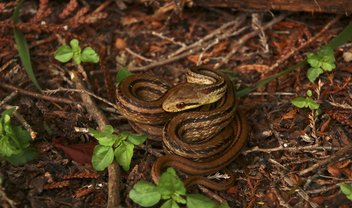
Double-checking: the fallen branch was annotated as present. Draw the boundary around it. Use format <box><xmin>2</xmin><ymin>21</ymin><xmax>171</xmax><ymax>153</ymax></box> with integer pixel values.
<box><xmin>69</xmin><ymin>69</ymin><xmax>120</xmax><ymax>207</ymax></box>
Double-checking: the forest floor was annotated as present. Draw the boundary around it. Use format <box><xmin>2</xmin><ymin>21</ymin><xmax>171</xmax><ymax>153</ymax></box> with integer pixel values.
<box><xmin>0</xmin><ymin>1</ymin><xmax>352</xmax><ymax>207</ymax></box>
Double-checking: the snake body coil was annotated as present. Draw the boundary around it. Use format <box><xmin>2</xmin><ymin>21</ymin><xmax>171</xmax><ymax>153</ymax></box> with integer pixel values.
<box><xmin>115</xmin><ymin>67</ymin><xmax>248</xmax><ymax>190</ymax></box>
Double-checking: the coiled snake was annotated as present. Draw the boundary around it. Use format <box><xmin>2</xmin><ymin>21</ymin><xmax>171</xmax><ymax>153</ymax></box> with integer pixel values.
<box><xmin>115</xmin><ymin>67</ymin><xmax>248</xmax><ymax>190</ymax></box>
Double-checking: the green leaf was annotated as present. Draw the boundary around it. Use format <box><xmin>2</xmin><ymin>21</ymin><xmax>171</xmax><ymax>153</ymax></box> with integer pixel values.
<box><xmin>81</xmin><ymin>47</ymin><xmax>100</xmax><ymax>63</ymax></box>
<box><xmin>306</xmin><ymin>98</ymin><xmax>320</xmax><ymax>110</ymax></box>
<box><xmin>307</xmin><ymin>67</ymin><xmax>323</xmax><ymax>83</ymax></box>
<box><xmin>291</xmin><ymin>97</ymin><xmax>308</xmax><ymax>108</ymax></box>
<box><xmin>70</xmin><ymin>39</ymin><xmax>82</xmax><ymax>65</ymax></box>
<box><xmin>14</xmin><ymin>28</ymin><xmax>41</xmax><ymax>90</ymax></box>
<box><xmin>218</xmin><ymin>202</ymin><xmax>230</xmax><ymax>208</ymax></box>
<box><xmin>157</xmin><ymin>168</ymin><xmax>186</xmax><ymax>199</ymax></box>
<box><xmin>161</xmin><ymin>199</ymin><xmax>180</xmax><ymax>208</ymax></box>
<box><xmin>307</xmin><ymin>53</ymin><xmax>321</xmax><ymax>68</ymax></box>
<box><xmin>127</xmin><ymin>133</ymin><xmax>147</xmax><ymax>145</ymax></box>
<box><xmin>12</xmin><ymin>0</ymin><xmax>23</xmax><ymax>22</ymax></box>
<box><xmin>116</xmin><ymin>68</ymin><xmax>133</xmax><ymax>85</ymax></box>
<box><xmin>89</xmin><ymin>125</ymin><xmax>118</xmax><ymax>146</ymax></box>
<box><xmin>0</xmin><ymin>136</ymin><xmax>20</xmax><ymax>157</ymax></box>
<box><xmin>6</xmin><ymin>147</ymin><xmax>38</xmax><ymax>166</ymax></box>
<box><xmin>129</xmin><ymin>180</ymin><xmax>161</xmax><ymax>207</ymax></box>
<box><xmin>321</xmin><ymin>62</ymin><xmax>335</xmax><ymax>71</ymax></box>
<box><xmin>306</xmin><ymin>46</ymin><xmax>336</xmax><ymax>82</ymax></box>
<box><xmin>70</xmin><ymin>39</ymin><xmax>80</xmax><ymax>51</ymax></box>
<box><xmin>306</xmin><ymin>90</ymin><xmax>313</xmax><ymax>97</ymax></box>
<box><xmin>91</xmin><ymin>145</ymin><xmax>114</xmax><ymax>171</ymax></box>
<box><xmin>172</xmin><ymin>194</ymin><xmax>186</xmax><ymax>204</ymax></box>
<box><xmin>1</xmin><ymin>108</ymin><xmax>16</xmax><ymax>134</ymax></box>
<box><xmin>186</xmin><ymin>194</ymin><xmax>217</xmax><ymax>208</ymax></box>
<box><xmin>12</xmin><ymin>126</ymin><xmax>31</xmax><ymax>148</ymax></box>
<box><xmin>319</xmin><ymin>46</ymin><xmax>334</xmax><ymax>59</ymax></box>
<box><xmin>339</xmin><ymin>183</ymin><xmax>352</xmax><ymax>201</ymax></box>
<box><xmin>327</xmin><ymin>21</ymin><xmax>352</xmax><ymax>50</ymax></box>
<box><xmin>12</xmin><ymin>0</ymin><xmax>41</xmax><ymax>90</ymax></box>
<box><xmin>54</xmin><ymin>45</ymin><xmax>73</xmax><ymax>63</ymax></box>
<box><xmin>114</xmin><ymin>141</ymin><xmax>134</xmax><ymax>171</ymax></box>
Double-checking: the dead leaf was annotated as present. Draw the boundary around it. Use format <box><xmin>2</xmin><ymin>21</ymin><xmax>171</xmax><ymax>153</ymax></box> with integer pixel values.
<box><xmin>282</xmin><ymin>109</ymin><xmax>297</xmax><ymax>119</ymax></box>
<box><xmin>226</xmin><ymin>186</ymin><xmax>238</xmax><ymax>194</ymax></box>
<box><xmin>115</xmin><ymin>38</ymin><xmax>126</xmax><ymax>49</ymax></box>
<box><xmin>327</xmin><ymin>164</ymin><xmax>342</xmax><ymax>177</ymax></box>
<box><xmin>53</xmin><ymin>139</ymin><xmax>96</xmax><ymax>165</ymax></box>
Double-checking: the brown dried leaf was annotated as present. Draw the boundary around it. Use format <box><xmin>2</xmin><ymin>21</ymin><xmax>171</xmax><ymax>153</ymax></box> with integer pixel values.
<box><xmin>282</xmin><ymin>109</ymin><xmax>297</xmax><ymax>120</ymax></box>
<box><xmin>44</xmin><ymin>180</ymin><xmax>70</xmax><ymax>190</ymax></box>
<box><xmin>115</xmin><ymin>38</ymin><xmax>126</xmax><ymax>49</ymax></box>
<box><xmin>53</xmin><ymin>140</ymin><xmax>96</xmax><ymax>165</ymax></box>
<box><xmin>74</xmin><ymin>186</ymin><xmax>94</xmax><ymax>198</ymax></box>
<box><xmin>62</xmin><ymin>170</ymin><xmax>99</xmax><ymax>180</ymax></box>
<box><xmin>327</xmin><ymin>164</ymin><xmax>342</xmax><ymax>177</ymax></box>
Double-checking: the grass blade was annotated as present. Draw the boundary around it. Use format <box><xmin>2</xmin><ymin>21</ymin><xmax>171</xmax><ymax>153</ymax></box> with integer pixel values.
<box><xmin>12</xmin><ymin>0</ymin><xmax>41</xmax><ymax>90</ymax></box>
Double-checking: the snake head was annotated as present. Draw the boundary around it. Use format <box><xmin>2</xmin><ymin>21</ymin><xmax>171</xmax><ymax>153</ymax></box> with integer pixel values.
<box><xmin>162</xmin><ymin>83</ymin><xmax>204</xmax><ymax>112</ymax></box>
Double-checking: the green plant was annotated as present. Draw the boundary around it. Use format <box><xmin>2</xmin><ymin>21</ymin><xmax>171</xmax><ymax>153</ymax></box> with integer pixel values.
<box><xmin>129</xmin><ymin>167</ymin><xmax>229</xmax><ymax>208</ymax></box>
<box><xmin>306</xmin><ymin>46</ymin><xmax>336</xmax><ymax>83</ymax></box>
<box><xmin>54</xmin><ymin>39</ymin><xmax>100</xmax><ymax>65</ymax></box>
<box><xmin>90</xmin><ymin>125</ymin><xmax>146</xmax><ymax>171</ymax></box>
<box><xmin>339</xmin><ymin>183</ymin><xmax>352</xmax><ymax>201</ymax></box>
<box><xmin>0</xmin><ymin>108</ymin><xmax>38</xmax><ymax>165</ymax></box>
<box><xmin>116</xmin><ymin>67</ymin><xmax>133</xmax><ymax>85</ymax></box>
<box><xmin>291</xmin><ymin>90</ymin><xmax>320</xmax><ymax>110</ymax></box>
<box><xmin>13</xmin><ymin>0</ymin><xmax>41</xmax><ymax>90</ymax></box>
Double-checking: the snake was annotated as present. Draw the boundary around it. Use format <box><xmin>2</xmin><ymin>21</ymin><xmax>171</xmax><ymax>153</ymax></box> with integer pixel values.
<box><xmin>115</xmin><ymin>67</ymin><xmax>248</xmax><ymax>190</ymax></box>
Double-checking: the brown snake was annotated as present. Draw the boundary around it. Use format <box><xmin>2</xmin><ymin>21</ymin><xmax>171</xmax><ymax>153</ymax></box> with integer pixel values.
<box><xmin>115</xmin><ymin>67</ymin><xmax>248</xmax><ymax>190</ymax></box>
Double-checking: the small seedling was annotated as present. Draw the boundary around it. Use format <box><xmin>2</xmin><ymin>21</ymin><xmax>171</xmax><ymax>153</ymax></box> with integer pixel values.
<box><xmin>115</xmin><ymin>67</ymin><xmax>133</xmax><ymax>85</ymax></box>
<box><xmin>306</xmin><ymin>46</ymin><xmax>336</xmax><ymax>83</ymax></box>
<box><xmin>339</xmin><ymin>183</ymin><xmax>352</xmax><ymax>201</ymax></box>
<box><xmin>291</xmin><ymin>90</ymin><xmax>320</xmax><ymax>110</ymax></box>
<box><xmin>0</xmin><ymin>107</ymin><xmax>38</xmax><ymax>165</ymax></box>
<box><xmin>129</xmin><ymin>167</ymin><xmax>229</xmax><ymax>208</ymax></box>
<box><xmin>54</xmin><ymin>39</ymin><xmax>100</xmax><ymax>65</ymax></box>
<box><xmin>90</xmin><ymin>126</ymin><xmax>146</xmax><ymax>171</ymax></box>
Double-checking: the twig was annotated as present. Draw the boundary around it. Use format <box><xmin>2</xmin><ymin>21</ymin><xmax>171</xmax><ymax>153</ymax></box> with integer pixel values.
<box><xmin>0</xmin><ymin>187</ymin><xmax>16</xmax><ymax>208</ymax></box>
<box><xmin>3</xmin><ymin>105</ymin><xmax>37</xmax><ymax>139</ymax></box>
<box><xmin>282</xmin><ymin>175</ymin><xmax>318</xmax><ymax>208</ymax></box>
<box><xmin>327</xmin><ymin>100</ymin><xmax>352</xmax><ymax>110</ymax></box>
<box><xmin>150</xmin><ymin>31</ymin><xmax>186</xmax><ymax>47</ymax></box>
<box><xmin>215</xmin><ymin>13</ymin><xmax>288</xmax><ymax>69</ymax></box>
<box><xmin>0</xmin><ymin>82</ymin><xmax>78</xmax><ymax>105</ymax></box>
<box><xmin>298</xmin><ymin>144</ymin><xmax>352</xmax><ymax>176</ymax></box>
<box><xmin>129</xmin><ymin>48</ymin><xmax>196</xmax><ymax>71</ymax></box>
<box><xmin>271</xmin><ymin>161</ymin><xmax>318</xmax><ymax>208</ymax></box>
<box><xmin>125</xmin><ymin>47</ymin><xmax>155</xmax><ymax>63</ymax></box>
<box><xmin>69</xmin><ymin>70</ymin><xmax>120</xmax><ymax>207</ymax></box>
<box><xmin>129</xmin><ymin>14</ymin><xmax>247</xmax><ymax>71</ymax></box>
<box><xmin>0</xmin><ymin>59</ymin><xmax>15</xmax><ymax>73</ymax></box>
<box><xmin>44</xmin><ymin>87</ymin><xmax>117</xmax><ymax>109</ymax></box>
<box><xmin>197</xmin><ymin>185</ymin><xmax>226</xmax><ymax>204</ymax></box>
<box><xmin>0</xmin><ymin>91</ymin><xmax>17</xmax><ymax>107</ymax></box>
<box><xmin>248</xmin><ymin>92</ymin><xmax>296</xmax><ymax>96</ymax></box>
<box><xmin>268</xmin><ymin>14</ymin><xmax>342</xmax><ymax>72</ymax></box>
<box><xmin>169</xmin><ymin>14</ymin><xmax>247</xmax><ymax>58</ymax></box>
<box><xmin>242</xmin><ymin>144</ymin><xmax>338</xmax><ymax>155</ymax></box>
<box><xmin>306</xmin><ymin>185</ymin><xmax>338</xmax><ymax>194</ymax></box>
<box><xmin>272</xmin><ymin>188</ymin><xmax>291</xmax><ymax>208</ymax></box>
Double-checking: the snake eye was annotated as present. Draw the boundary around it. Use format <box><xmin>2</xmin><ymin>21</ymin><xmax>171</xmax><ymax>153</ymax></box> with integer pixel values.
<box><xmin>176</xmin><ymin>102</ymin><xmax>186</xmax><ymax>109</ymax></box>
